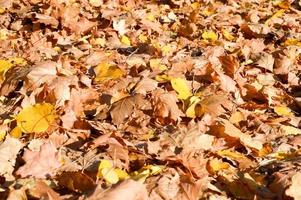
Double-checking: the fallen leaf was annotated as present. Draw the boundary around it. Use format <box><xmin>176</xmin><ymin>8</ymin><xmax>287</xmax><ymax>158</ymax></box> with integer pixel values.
<box><xmin>0</xmin><ymin>136</ymin><xmax>24</xmax><ymax>181</ymax></box>
<box><xmin>286</xmin><ymin>172</ymin><xmax>301</xmax><ymax>200</ymax></box>
<box><xmin>170</xmin><ymin>78</ymin><xmax>192</xmax><ymax>100</ymax></box>
<box><xmin>30</xmin><ymin>180</ymin><xmax>62</xmax><ymax>200</ymax></box>
<box><xmin>207</xmin><ymin>158</ymin><xmax>230</xmax><ymax>174</ymax></box>
<box><xmin>110</xmin><ymin>94</ymin><xmax>151</xmax><ymax>125</ymax></box>
<box><xmin>274</xmin><ymin>106</ymin><xmax>292</xmax><ymax>116</ymax></box>
<box><xmin>217</xmin><ymin>149</ymin><xmax>255</xmax><ymax>169</ymax></box>
<box><xmin>94</xmin><ymin>62</ymin><xmax>123</xmax><ymax>83</ymax></box>
<box><xmin>88</xmin><ymin>179</ymin><xmax>148</xmax><ymax>200</ymax></box>
<box><xmin>26</xmin><ymin>61</ymin><xmax>57</xmax><ymax>88</ymax></box>
<box><xmin>280</xmin><ymin>125</ymin><xmax>301</xmax><ymax>135</ymax></box>
<box><xmin>14</xmin><ymin>103</ymin><xmax>56</xmax><ymax>133</ymax></box>
<box><xmin>121</xmin><ymin>35</ymin><xmax>131</xmax><ymax>46</ymax></box>
<box><xmin>16</xmin><ymin>142</ymin><xmax>61</xmax><ymax>178</ymax></box>
<box><xmin>202</xmin><ymin>31</ymin><xmax>218</xmax><ymax>42</ymax></box>
<box><xmin>153</xmin><ymin>90</ymin><xmax>184</xmax><ymax>124</ymax></box>
<box><xmin>256</xmin><ymin>53</ymin><xmax>274</xmax><ymax>71</ymax></box>
<box><xmin>56</xmin><ymin>171</ymin><xmax>96</xmax><ymax>193</ymax></box>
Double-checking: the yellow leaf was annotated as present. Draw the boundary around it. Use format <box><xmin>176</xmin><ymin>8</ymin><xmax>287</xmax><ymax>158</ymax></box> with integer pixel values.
<box><xmin>149</xmin><ymin>59</ymin><xmax>167</xmax><ymax>71</ymax></box>
<box><xmin>280</xmin><ymin>125</ymin><xmax>301</xmax><ymax>135</ymax></box>
<box><xmin>186</xmin><ymin>96</ymin><xmax>201</xmax><ymax>118</ymax></box>
<box><xmin>269</xmin><ymin>151</ymin><xmax>297</xmax><ymax>160</ymax></box>
<box><xmin>191</xmin><ymin>2</ymin><xmax>201</xmax><ymax>10</ymax></box>
<box><xmin>144</xmin><ymin>165</ymin><xmax>164</xmax><ymax>175</ymax></box>
<box><xmin>138</xmin><ymin>34</ymin><xmax>148</xmax><ymax>43</ymax></box>
<box><xmin>222</xmin><ymin>29</ymin><xmax>235</xmax><ymax>41</ymax></box>
<box><xmin>283</xmin><ymin>38</ymin><xmax>301</xmax><ymax>47</ymax></box>
<box><xmin>14</xmin><ymin>103</ymin><xmax>56</xmax><ymax>133</ymax></box>
<box><xmin>203</xmin><ymin>6</ymin><xmax>215</xmax><ymax>16</ymax></box>
<box><xmin>0</xmin><ymin>60</ymin><xmax>13</xmax><ymax>73</ymax></box>
<box><xmin>94</xmin><ymin>63</ymin><xmax>123</xmax><ymax>83</ymax></box>
<box><xmin>94</xmin><ymin>37</ymin><xmax>106</xmax><ymax>47</ymax></box>
<box><xmin>89</xmin><ymin>0</ymin><xmax>102</xmax><ymax>7</ymax></box>
<box><xmin>146</xmin><ymin>13</ymin><xmax>155</xmax><ymax>21</ymax></box>
<box><xmin>121</xmin><ymin>35</ymin><xmax>131</xmax><ymax>46</ymax></box>
<box><xmin>131</xmin><ymin>165</ymin><xmax>164</xmax><ymax>183</ymax></box>
<box><xmin>101</xmin><ymin>168</ymin><xmax>119</xmax><ymax>184</ymax></box>
<box><xmin>155</xmin><ymin>74</ymin><xmax>171</xmax><ymax>83</ymax></box>
<box><xmin>217</xmin><ymin>149</ymin><xmax>255</xmax><ymax>169</ymax></box>
<box><xmin>161</xmin><ymin>44</ymin><xmax>171</xmax><ymax>56</ymax></box>
<box><xmin>114</xmin><ymin>168</ymin><xmax>129</xmax><ymax>180</ymax></box>
<box><xmin>0</xmin><ymin>29</ymin><xmax>8</xmax><ymax>40</ymax></box>
<box><xmin>265</xmin><ymin>9</ymin><xmax>285</xmax><ymax>25</ymax></box>
<box><xmin>229</xmin><ymin>111</ymin><xmax>245</xmax><ymax>124</ymax></box>
<box><xmin>274</xmin><ymin>106</ymin><xmax>292</xmax><ymax>116</ymax></box>
<box><xmin>98</xmin><ymin>159</ymin><xmax>113</xmax><ymax>170</ymax></box>
<box><xmin>0</xmin><ymin>7</ymin><xmax>5</xmax><ymax>14</ymax></box>
<box><xmin>10</xmin><ymin>126</ymin><xmax>22</xmax><ymax>138</ymax></box>
<box><xmin>207</xmin><ymin>158</ymin><xmax>230</xmax><ymax>174</ymax></box>
<box><xmin>170</xmin><ymin>78</ymin><xmax>192</xmax><ymax>100</ymax></box>
<box><xmin>202</xmin><ymin>31</ymin><xmax>218</xmax><ymax>41</ymax></box>
<box><xmin>0</xmin><ymin>130</ymin><xmax>6</xmax><ymax>141</ymax></box>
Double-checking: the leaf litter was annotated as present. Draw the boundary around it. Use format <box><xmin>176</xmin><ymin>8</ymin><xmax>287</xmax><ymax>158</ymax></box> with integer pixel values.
<box><xmin>1</xmin><ymin>0</ymin><xmax>301</xmax><ymax>199</ymax></box>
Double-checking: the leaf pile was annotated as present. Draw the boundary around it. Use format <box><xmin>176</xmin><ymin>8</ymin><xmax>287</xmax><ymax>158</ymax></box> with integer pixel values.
<box><xmin>1</xmin><ymin>0</ymin><xmax>301</xmax><ymax>199</ymax></box>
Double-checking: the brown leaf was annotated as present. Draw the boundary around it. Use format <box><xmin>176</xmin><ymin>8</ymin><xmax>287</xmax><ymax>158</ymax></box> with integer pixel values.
<box><xmin>256</xmin><ymin>53</ymin><xmax>274</xmax><ymax>72</ymax></box>
<box><xmin>134</xmin><ymin>78</ymin><xmax>158</xmax><ymax>95</ymax></box>
<box><xmin>56</xmin><ymin>171</ymin><xmax>96</xmax><ymax>193</ymax></box>
<box><xmin>88</xmin><ymin>179</ymin><xmax>148</xmax><ymax>200</ymax></box>
<box><xmin>153</xmin><ymin>89</ymin><xmax>184</xmax><ymax>124</ymax></box>
<box><xmin>110</xmin><ymin>94</ymin><xmax>151</xmax><ymax>125</ymax></box>
<box><xmin>26</xmin><ymin>61</ymin><xmax>57</xmax><ymax>89</ymax></box>
<box><xmin>200</xmin><ymin>93</ymin><xmax>232</xmax><ymax>118</ymax></box>
<box><xmin>30</xmin><ymin>180</ymin><xmax>62</xmax><ymax>200</ymax></box>
<box><xmin>16</xmin><ymin>142</ymin><xmax>61</xmax><ymax>178</ymax></box>
<box><xmin>219</xmin><ymin>55</ymin><xmax>239</xmax><ymax>78</ymax></box>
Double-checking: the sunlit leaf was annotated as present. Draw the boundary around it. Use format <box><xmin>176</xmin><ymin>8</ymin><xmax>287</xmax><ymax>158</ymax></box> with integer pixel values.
<box><xmin>10</xmin><ymin>126</ymin><xmax>22</xmax><ymax>138</ymax></box>
<box><xmin>207</xmin><ymin>158</ymin><xmax>230</xmax><ymax>174</ymax></box>
<box><xmin>202</xmin><ymin>31</ymin><xmax>218</xmax><ymax>41</ymax></box>
<box><xmin>94</xmin><ymin>62</ymin><xmax>123</xmax><ymax>83</ymax></box>
<box><xmin>274</xmin><ymin>106</ymin><xmax>292</xmax><ymax>116</ymax></box>
<box><xmin>186</xmin><ymin>96</ymin><xmax>201</xmax><ymax>118</ymax></box>
<box><xmin>170</xmin><ymin>78</ymin><xmax>192</xmax><ymax>100</ymax></box>
<box><xmin>121</xmin><ymin>35</ymin><xmax>131</xmax><ymax>46</ymax></box>
<box><xmin>14</xmin><ymin>103</ymin><xmax>56</xmax><ymax>133</ymax></box>
<box><xmin>280</xmin><ymin>125</ymin><xmax>301</xmax><ymax>135</ymax></box>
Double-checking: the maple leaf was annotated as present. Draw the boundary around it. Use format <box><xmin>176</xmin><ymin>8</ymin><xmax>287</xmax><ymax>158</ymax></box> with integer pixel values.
<box><xmin>16</xmin><ymin>142</ymin><xmax>61</xmax><ymax>178</ymax></box>
<box><xmin>0</xmin><ymin>136</ymin><xmax>24</xmax><ymax>181</ymax></box>
<box><xmin>153</xmin><ymin>89</ymin><xmax>184</xmax><ymax>124</ymax></box>
<box><xmin>110</xmin><ymin>94</ymin><xmax>151</xmax><ymax>125</ymax></box>
<box><xmin>26</xmin><ymin>61</ymin><xmax>57</xmax><ymax>89</ymax></box>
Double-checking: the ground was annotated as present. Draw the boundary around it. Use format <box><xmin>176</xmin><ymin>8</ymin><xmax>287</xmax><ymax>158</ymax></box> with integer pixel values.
<box><xmin>1</xmin><ymin>0</ymin><xmax>301</xmax><ymax>199</ymax></box>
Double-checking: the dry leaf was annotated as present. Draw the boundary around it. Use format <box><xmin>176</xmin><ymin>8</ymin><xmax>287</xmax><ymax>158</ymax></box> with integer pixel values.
<box><xmin>0</xmin><ymin>136</ymin><xmax>24</xmax><ymax>181</ymax></box>
<box><xmin>56</xmin><ymin>171</ymin><xmax>95</xmax><ymax>193</ymax></box>
<box><xmin>88</xmin><ymin>179</ymin><xmax>148</xmax><ymax>200</ymax></box>
<box><xmin>170</xmin><ymin>78</ymin><xmax>192</xmax><ymax>100</ymax></box>
<box><xmin>110</xmin><ymin>94</ymin><xmax>151</xmax><ymax>125</ymax></box>
<box><xmin>17</xmin><ymin>142</ymin><xmax>61</xmax><ymax>178</ymax></box>
<box><xmin>286</xmin><ymin>172</ymin><xmax>301</xmax><ymax>200</ymax></box>
<box><xmin>15</xmin><ymin>103</ymin><xmax>56</xmax><ymax>133</ymax></box>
